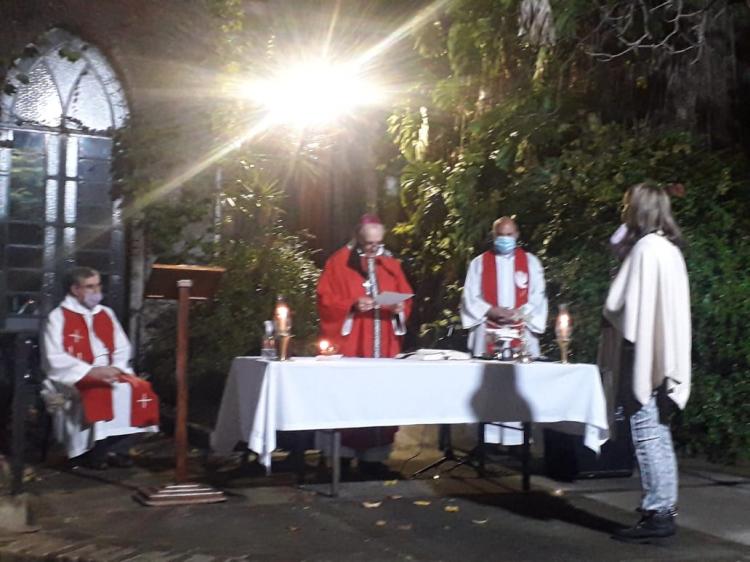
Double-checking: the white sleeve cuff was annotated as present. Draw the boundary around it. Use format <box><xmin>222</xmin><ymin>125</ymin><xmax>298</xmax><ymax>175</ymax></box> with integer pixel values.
<box><xmin>392</xmin><ymin>312</ymin><xmax>407</xmax><ymax>336</ymax></box>
<box><xmin>341</xmin><ymin>312</ymin><xmax>354</xmax><ymax>336</ymax></box>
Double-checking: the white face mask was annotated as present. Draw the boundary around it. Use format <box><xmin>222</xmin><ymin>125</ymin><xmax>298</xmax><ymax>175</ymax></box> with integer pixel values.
<box><xmin>609</xmin><ymin>223</ymin><xmax>628</xmax><ymax>246</ymax></box>
<box><xmin>83</xmin><ymin>292</ymin><xmax>103</xmax><ymax>309</ymax></box>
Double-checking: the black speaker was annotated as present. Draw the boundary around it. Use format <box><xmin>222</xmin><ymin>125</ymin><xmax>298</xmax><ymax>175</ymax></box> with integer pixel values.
<box><xmin>544</xmin><ymin>407</ymin><xmax>634</xmax><ymax>481</ymax></box>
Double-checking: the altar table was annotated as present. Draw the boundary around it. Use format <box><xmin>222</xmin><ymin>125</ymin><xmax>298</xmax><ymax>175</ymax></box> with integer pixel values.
<box><xmin>211</xmin><ymin>357</ymin><xmax>609</xmax><ymax>493</ymax></box>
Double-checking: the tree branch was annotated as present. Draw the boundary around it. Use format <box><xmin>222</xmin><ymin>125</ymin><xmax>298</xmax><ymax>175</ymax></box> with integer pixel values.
<box><xmin>587</xmin><ymin>0</ymin><xmax>725</xmax><ymax>63</ymax></box>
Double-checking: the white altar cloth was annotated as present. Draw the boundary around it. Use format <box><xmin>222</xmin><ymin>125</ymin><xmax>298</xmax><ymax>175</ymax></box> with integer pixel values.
<box><xmin>211</xmin><ymin>357</ymin><xmax>609</xmax><ymax>468</ymax></box>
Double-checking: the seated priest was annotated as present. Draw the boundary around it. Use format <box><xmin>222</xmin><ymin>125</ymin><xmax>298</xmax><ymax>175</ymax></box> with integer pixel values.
<box><xmin>42</xmin><ymin>266</ymin><xmax>159</xmax><ymax>469</ymax></box>
<box><xmin>460</xmin><ymin>216</ymin><xmax>548</xmax><ymax>445</ymax></box>
<box><xmin>316</xmin><ymin>214</ymin><xmax>413</xmax><ymax>476</ymax></box>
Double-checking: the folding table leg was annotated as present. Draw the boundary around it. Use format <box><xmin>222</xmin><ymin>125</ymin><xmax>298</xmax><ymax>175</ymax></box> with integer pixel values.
<box><xmin>330</xmin><ymin>430</ymin><xmax>341</xmax><ymax>497</ymax></box>
<box><xmin>522</xmin><ymin>422</ymin><xmax>532</xmax><ymax>492</ymax></box>
<box><xmin>477</xmin><ymin>423</ymin><xmax>486</xmax><ymax>474</ymax></box>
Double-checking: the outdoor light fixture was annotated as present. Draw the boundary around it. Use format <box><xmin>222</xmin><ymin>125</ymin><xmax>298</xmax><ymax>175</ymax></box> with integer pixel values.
<box><xmin>238</xmin><ymin>57</ymin><xmax>383</xmax><ymax>128</ymax></box>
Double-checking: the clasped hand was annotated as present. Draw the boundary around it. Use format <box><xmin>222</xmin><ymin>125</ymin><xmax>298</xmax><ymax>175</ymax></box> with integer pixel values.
<box><xmin>88</xmin><ymin>366</ymin><xmax>122</xmax><ymax>384</ymax></box>
<box><xmin>488</xmin><ymin>306</ymin><xmax>519</xmax><ymax>324</ymax></box>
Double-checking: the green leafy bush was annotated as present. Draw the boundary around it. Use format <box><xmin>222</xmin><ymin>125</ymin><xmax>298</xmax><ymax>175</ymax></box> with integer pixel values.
<box><xmin>385</xmin><ymin>0</ymin><xmax>750</xmax><ymax>462</ymax></box>
<box><xmin>141</xmin><ymin>164</ymin><xmax>320</xmax><ymax>424</ymax></box>
<box><xmin>394</xmin><ymin>118</ymin><xmax>750</xmax><ymax>463</ymax></box>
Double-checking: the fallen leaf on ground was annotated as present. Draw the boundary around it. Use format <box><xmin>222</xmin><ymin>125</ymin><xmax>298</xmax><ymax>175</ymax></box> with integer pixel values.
<box><xmin>362</xmin><ymin>500</ymin><xmax>382</xmax><ymax>509</ymax></box>
<box><xmin>287</xmin><ymin>526</ymin><xmax>300</xmax><ymax>532</ymax></box>
<box><xmin>375</xmin><ymin>520</ymin><xmax>387</xmax><ymax>527</ymax></box>
<box><xmin>472</xmin><ymin>519</ymin><xmax>489</xmax><ymax>525</ymax></box>
<box><xmin>383</xmin><ymin>479</ymin><xmax>398</xmax><ymax>486</ymax></box>
<box><xmin>388</xmin><ymin>494</ymin><xmax>403</xmax><ymax>500</ymax></box>
<box><xmin>397</xmin><ymin>523</ymin><xmax>413</xmax><ymax>531</ymax></box>
<box><xmin>413</xmin><ymin>500</ymin><xmax>431</xmax><ymax>507</ymax></box>
<box><xmin>444</xmin><ymin>505</ymin><xmax>460</xmax><ymax>513</ymax></box>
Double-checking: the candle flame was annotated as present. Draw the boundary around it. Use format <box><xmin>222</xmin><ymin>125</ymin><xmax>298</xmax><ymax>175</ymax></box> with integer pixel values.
<box><xmin>319</xmin><ymin>339</ymin><xmax>330</xmax><ymax>352</ymax></box>
<box><xmin>556</xmin><ymin>309</ymin><xmax>572</xmax><ymax>339</ymax></box>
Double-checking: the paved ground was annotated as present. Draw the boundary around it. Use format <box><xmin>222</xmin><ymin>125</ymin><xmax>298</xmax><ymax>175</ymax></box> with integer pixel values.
<box><xmin>1</xmin><ymin>428</ymin><xmax>749</xmax><ymax>562</ymax></box>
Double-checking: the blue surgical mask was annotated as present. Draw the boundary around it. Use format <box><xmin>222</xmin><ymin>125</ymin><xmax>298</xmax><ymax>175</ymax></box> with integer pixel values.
<box><xmin>83</xmin><ymin>292</ymin><xmax>103</xmax><ymax>309</ymax></box>
<box><xmin>493</xmin><ymin>235</ymin><xmax>516</xmax><ymax>255</ymax></box>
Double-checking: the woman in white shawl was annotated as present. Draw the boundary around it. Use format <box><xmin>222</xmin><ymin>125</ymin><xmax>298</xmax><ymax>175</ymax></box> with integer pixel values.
<box><xmin>605</xmin><ymin>182</ymin><xmax>691</xmax><ymax>542</ymax></box>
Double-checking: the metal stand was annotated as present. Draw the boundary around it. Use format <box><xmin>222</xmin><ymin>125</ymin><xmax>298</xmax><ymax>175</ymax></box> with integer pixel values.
<box><xmin>411</xmin><ymin>422</ymin><xmax>533</xmax><ymax>492</ymax></box>
<box><xmin>0</xmin><ymin>333</ymin><xmax>38</xmax><ymax>533</ymax></box>
<box><xmin>9</xmin><ymin>334</ymin><xmax>37</xmax><ymax>496</ymax></box>
<box><xmin>410</xmin><ymin>424</ymin><xmax>486</xmax><ymax>479</ymax></box>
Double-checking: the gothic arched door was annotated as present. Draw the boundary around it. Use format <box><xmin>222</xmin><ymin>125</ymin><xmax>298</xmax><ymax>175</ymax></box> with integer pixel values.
<box><xmin>0</xmin><ymin>28</ymin><xmax>129</xmax><ymax>332</ymax></box>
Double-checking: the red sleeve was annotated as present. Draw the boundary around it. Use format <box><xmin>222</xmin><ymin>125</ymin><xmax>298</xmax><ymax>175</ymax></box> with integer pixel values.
<box><xmin>317</xmin><ymin>250</ymin><xmax>358</xmax><ymax>341</ymax></box>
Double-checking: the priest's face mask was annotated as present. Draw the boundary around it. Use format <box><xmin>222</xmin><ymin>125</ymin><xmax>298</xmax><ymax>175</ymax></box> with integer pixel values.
<box><xmin>356</xmin><ymin>224</ymin><xmax>385</xmax><ymax>258</ymax></box>
<box><xmin>492</xmin><ymin>217</ymin><xmax>519</xmax><ymax>255</ymax></box>
<box><xmin>71</xmin><ymin>274</ymin><xmax>104</xmax><ymax>309</ymax></box>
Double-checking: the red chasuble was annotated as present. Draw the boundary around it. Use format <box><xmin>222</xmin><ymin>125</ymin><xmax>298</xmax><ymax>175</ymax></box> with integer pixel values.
<box><xmin>317</xmin><ymin>245</ymin><xmax>413</xmax><ymax>451</ymax></box>
<box><xmin>317</xmin><ymin>246</ymin><xmax>413</xmax><ymax>358</ymax></box>
<box><xmin>63</xmin><ymin>308</ymin><xmax>159</xmax><ymax>427</ymax></box>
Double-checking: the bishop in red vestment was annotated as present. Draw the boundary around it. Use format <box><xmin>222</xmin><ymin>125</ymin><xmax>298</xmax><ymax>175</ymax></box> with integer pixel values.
<box><xmin>316</xmin><ymin>215</ymin><xmax>413</xmax><ymax>470</ymax></box>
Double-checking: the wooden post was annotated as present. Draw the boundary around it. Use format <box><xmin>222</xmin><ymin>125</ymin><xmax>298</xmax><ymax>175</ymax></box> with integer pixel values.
<box><xmin>175</xmin><ymin>279</ymin><xmax>192</xmax><ymax>483</ymax></box>
<box><xmin>135</xmin><ymin>264</ymin><xmax>226</xmax><ymax>506</ymax></box>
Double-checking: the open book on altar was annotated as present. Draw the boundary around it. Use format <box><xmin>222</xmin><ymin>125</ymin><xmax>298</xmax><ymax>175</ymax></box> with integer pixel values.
<box><xmin>396</xmin><ymin>349</ymin><xmax>471</xmax><ymax>361</ymax></box>
<box><xmin>374</xmin><ymin>291</ymin><xmax>413</xmax><ymax>307</ymax></box>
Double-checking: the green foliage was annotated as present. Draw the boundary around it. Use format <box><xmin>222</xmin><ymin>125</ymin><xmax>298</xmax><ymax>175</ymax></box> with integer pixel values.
<box><xmin>116</xmin><ymin>3</ymin><xmax>325</xmax><ymax>417</ymax></box>
<box><xmin>677</xmin><ymin>371</ymin><xmax>750</xmax><ymax>463</ymax></box>
<box><xmin>142</xmin><ymin>165</ymin><xmax>320</xmax><ymax>417</ymax></box>
<box><xmin>388</xmin><ymin>0</ymin><xmax>750</xmax><ymax>462</ymax></box>
<box><xmin>112</xmin><ymin>124</ymin><xmax>214</xmax><ymax>260</ymax></box>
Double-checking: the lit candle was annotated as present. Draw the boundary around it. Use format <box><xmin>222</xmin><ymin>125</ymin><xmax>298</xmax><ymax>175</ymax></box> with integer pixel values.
<box><xmin>555</xmin><ymin>304</ymin><xmax>572</xmax><ymax>341</ymax></box>
<box><xmin>274</xmin><ymin>297</ymin><xmax>291</xmax><ymax>335</ymax></box>
<box><xmin>555</xmin><ymin>304</ymin><xmax>572</xmax><ymax>363</ymax></box>
<box><xmin>318</xmin><ymin>339</ymin><xmax>338</xmax><ymax>355</ymax></box>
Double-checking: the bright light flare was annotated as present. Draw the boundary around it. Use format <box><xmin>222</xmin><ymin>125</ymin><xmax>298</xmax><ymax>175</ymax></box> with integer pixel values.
<box><xmin>238</xmin><ymin>59</ymin><xmax>383</xmax><ymax>128</ymax></box>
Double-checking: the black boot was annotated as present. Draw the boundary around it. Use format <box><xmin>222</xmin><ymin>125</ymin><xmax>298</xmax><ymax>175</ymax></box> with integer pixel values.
<box><xmin>613</xmin><ymin>511</ymin><xmax>676</xmax><ymax>542</ymax></box>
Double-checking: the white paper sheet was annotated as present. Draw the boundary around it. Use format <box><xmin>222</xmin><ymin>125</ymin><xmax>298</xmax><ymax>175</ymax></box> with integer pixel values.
<box><xmin>374</xmin><ymin>291</ymin><xmax>413</xmax><ymax>307</ymax></box>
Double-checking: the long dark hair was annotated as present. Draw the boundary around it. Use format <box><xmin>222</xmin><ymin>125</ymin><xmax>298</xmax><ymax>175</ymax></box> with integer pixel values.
<box><xmin>618</xmin><ymin>182</ymin><xmax>684</xmax><ymax>257</ymax></box>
